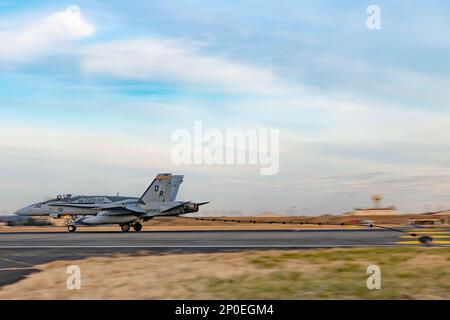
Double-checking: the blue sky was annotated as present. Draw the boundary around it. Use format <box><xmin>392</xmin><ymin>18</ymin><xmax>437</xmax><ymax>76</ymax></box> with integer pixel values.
<box><xmin>1</xmin><ymin>1</ymin><xmax>450</xmax><ymax>215</ymax></box>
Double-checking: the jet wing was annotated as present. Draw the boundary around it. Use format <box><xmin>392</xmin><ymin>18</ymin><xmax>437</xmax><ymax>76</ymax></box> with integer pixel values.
<box><xmin>97</xmin><ymin>204</ymin><xmax>147</xmax><ymax>215</ymax></box>
<box><xmin>104</xmin><ymin>201</ymin><xmax>190</xmax><ymax>214</ymax></box>
<box><xmin>121</xmin><ymin>205</ymin><xmax>147</xmax><ymax>214</ymax></box>
<box><xmin>48</xmin><ymin>203</ymin><xmax>99</xmax><ymax>209</ymax></box>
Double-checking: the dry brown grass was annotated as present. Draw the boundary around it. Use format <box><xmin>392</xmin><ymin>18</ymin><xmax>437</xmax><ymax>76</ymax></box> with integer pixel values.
<box><xmin>1</xmin><ymin>248</ymin><xmax>449</xmax><ymax>300</ymax></box>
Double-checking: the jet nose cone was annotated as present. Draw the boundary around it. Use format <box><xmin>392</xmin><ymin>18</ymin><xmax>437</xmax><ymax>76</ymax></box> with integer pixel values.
<box><xmin>14</xmin><ymin>207</ymin><xmax>29</xmax><ymax>216</ymax></box>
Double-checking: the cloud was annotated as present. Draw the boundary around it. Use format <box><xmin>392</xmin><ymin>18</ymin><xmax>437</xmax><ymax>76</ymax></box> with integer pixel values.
<box><xmin>0</xmin><ymin>5</ymin><xmax>95</xmax><ymax>63</ymax></box>
<box><xmin>0</xmin><ymin>125</ymin><xmax>171</xmax><ymax>169</ymax></box>
<box><xmin>82</xmin><ymin>38</ymin><xmax>284</xmax><ymax>94</ymax></box>
<box><xmin>0</xmin><ymin>6</ymin><xmax>291</xmax><ymax>94</ymax></box>
<box><xmin>307</xmin><ymin>54</ymin><xmax>450</xmax><ymax>111</ymax></box>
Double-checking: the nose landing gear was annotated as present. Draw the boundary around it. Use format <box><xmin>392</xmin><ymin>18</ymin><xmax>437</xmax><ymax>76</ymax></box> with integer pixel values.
<box><xmin>68</xmin><ymin>225</ymin><xmax>77</xmax><ymax>233</ymax></box>
<box><xmin>120</xmin><ymin>223</ymin><xmax>130</xmax><ymax>232</ymax></box>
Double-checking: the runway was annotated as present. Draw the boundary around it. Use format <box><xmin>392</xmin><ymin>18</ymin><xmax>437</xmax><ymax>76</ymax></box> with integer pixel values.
<box><xmin>0</xmin><ymin>229</ymin><xmax>404</xmax><ymax>248</ymax></box>
<box><xmin>0</xmin><ymin>229</ymin><xmax>449</xmax><ymax>287</ymax></box>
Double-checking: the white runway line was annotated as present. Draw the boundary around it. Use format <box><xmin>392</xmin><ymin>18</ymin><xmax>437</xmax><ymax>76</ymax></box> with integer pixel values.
<box><xmin>0</xmin><ymin>257</ymin><xmax>34</xmax><ymax>267</ymax></box>
<box><xmin>0</xmin><ymin>267</ymin><xmax>35</xmax><ymax>271</ymax></box>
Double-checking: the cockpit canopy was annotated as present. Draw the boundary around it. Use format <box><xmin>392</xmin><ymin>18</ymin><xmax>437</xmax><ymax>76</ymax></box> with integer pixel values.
<box><xmin>56</xmin><ymin>194</ymin><xmax>72</xmax><ymax>201</ymax></box>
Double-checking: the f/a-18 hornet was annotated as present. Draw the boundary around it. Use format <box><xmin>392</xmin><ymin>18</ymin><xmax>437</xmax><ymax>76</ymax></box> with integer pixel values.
<box><xmin>15</xmin><ymin>173</ymin><xmax>208</xmax><ymax>232</ymax></box>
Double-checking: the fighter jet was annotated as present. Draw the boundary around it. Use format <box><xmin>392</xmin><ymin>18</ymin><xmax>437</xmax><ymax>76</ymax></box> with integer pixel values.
<box><xmin>15</xmin><ymin>173</ymin><xmax>208</xmax><ymax>232</ymax></box>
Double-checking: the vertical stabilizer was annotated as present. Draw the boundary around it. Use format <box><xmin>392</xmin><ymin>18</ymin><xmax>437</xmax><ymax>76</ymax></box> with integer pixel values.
<box><xmin>140</xmin><ymin>173</ymin><xmax>177</xmax><ymax>204</ymax></box>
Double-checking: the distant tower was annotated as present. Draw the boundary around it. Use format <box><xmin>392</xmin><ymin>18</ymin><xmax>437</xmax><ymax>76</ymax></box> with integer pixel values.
<box><xmin>372</xmin><ymin>194</ymin><xmax>382</xmax><ymax>209</ymax></box>
<box><xmin>348</xmin><ymin>194</ymin><xmax>396</xmax><ymax>216</ymax></box>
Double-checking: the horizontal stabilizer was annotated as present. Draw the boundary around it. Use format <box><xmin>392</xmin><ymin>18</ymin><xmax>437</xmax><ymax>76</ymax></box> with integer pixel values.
<box><xmin>160</xmin><ymin>201</ymin><xmax>191</xmax><ymax>213</ymax></box>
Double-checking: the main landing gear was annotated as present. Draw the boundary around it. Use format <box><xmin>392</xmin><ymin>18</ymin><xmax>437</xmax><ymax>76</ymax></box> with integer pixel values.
<box><xmin>68</xmin><ymin>225</ymin><xmax>77</xmax><ymax>232</ymax></box>
<box><xmin>133</xmin><ymin>222</ymin><xmax>142</xmax><ymax>232</ymax></box>
<box><xmin>119</xmin><ymin>222</ymin><xmax>142</xmax><ymax>232</ymax></box>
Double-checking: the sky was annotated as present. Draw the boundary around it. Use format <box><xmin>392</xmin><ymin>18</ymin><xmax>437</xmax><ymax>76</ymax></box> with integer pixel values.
<box><xmin>1</xmin><ymin>0</ymin><xmax>450</xmax><ymax>215</ymax></box>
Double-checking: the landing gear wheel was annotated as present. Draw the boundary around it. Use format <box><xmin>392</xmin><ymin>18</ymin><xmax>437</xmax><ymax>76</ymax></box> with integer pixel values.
<box><xmin>68</xmin><ymin>225</ymin><xmax>76</xmax><ymax>233</ymax></box>
<box><xmin>133</xmin><ymin>222</ymin><xmax>142</xmax><ymax>232</ymax></box>
<box><xmin>120</xmin><ymin>223</ymin><xmax>130</xmax><ymax>232</ymax></box>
